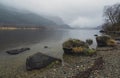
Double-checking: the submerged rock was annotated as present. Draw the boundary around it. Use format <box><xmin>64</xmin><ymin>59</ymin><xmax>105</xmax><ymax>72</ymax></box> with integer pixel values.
<box><xmin>26</xmin><ymin>52</ymin><xmax>61</xmax><ymax>71</ymax></box>
<box><xmin>6</xmin><ymin>48</ymin><xmax>30</xmax><ymax>55</ymax></box>
<box><xmin>96</xmin><ymin>35</ymin><xmax>116</xmax><ymax>47</ymax></box>
<box><xmin>44</xmin><ymin>46</ymin><xmax>48</xmax><ymax>48</ymax></box>
<box><xmin>99</xmin><ymin>30</ymin><xmax>105</xmax><ymax>33</ymax></box>
<box><xmin>62</xmin><ymin>39</ymin><xmax>96</xmax><ymax>55</ymax></box>
<box><xmin>94</xmin><ymin>34</ymin><xmax>98</xmax><ymax>36</ymax></box>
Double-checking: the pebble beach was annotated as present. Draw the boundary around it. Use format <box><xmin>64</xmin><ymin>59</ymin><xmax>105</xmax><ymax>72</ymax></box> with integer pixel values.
<box><xmin>0</xmin><ymin>43</ymin><xmax>120</xmax><ymax>78</ymax></box>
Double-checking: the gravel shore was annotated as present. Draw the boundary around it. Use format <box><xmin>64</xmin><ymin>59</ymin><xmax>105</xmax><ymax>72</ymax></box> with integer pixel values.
<box><xmin>0</xmin><ymin>44</ymin><xmax>120</xmax><ymax>78</ymax></box>
<box><xmin>30</xmin><ymin>44</ymin><xmax>120</xmax><ymax>78</ymax></box>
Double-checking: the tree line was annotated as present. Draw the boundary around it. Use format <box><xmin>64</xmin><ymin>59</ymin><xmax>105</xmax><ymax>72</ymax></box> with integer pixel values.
<box><xmin>102</xmin><ymin>3</ymin><xmax>120</xmax><ymax>31</ymax></box>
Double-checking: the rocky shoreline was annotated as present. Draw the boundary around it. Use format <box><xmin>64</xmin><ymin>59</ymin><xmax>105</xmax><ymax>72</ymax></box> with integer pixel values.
<box><xmin>35</xmin><ymin>45</ymin><xmax>120</xmax><ymax>78</ymax></box>
<box><xmin>0</xmin><ymin>39</ymin><xmax>120</xmax><ymax>78</ymax></box>
<box><xmin>1</xmin><ymin>45</ymin><xmax>119</xmax><ymax>78</ymax></box>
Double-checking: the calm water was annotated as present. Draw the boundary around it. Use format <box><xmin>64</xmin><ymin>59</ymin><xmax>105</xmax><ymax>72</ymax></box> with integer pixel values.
<box><xmin>0</xmin><ymin>29</ymin><xmax>100</xmax><ymax>57</ymax></box>
<box><xmin>0</xmin><ymin>29</ymin><xmax>99</xmax><ymax>51</ymax></box>
<box><xmin>0</xmin><ymin>29</ymin><xmax>100</xmax><ymax>77</ymax></box>
<box><xmin>0</xmin><ymin>29</ymin><xmax>65</xmax><ymax>51</ymax></box>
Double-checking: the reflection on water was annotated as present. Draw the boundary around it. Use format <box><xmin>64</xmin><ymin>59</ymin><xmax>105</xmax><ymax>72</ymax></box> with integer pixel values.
<box><xmin>0</xmin><ymin>29</ymin><xmax>100</xmax><ymax>77</ymax></box>
<box><xmin>0</xmin><ymin>29</ymin><xmax>100</xmax><ymax>51</ymax></box>
<box><xmin>0</xmin><ymin>29</ymin><xmax>100</xmax><ymax>57</ymax></box>
<box><xmin>0</xmin><ymin>29</ymin><xmax>66</xmax><ymax>51</ymax></box>
<box><xmin>64</xmin><ymin>29</ymin><xmax>100</xmax><ymax>49</ymax></box>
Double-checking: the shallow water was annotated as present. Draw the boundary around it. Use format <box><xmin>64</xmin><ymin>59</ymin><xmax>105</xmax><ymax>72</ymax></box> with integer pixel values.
<box><xmin>0</xmin><ymin>29</ymin><xmax>100</xmax><ymax>77</ymax></box>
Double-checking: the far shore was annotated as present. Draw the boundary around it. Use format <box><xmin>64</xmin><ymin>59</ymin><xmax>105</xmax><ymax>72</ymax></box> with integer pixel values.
<box><xmin>0</xmin><ymin>27</ymin><xmax>43</xmax><ymax>30</ymax></box>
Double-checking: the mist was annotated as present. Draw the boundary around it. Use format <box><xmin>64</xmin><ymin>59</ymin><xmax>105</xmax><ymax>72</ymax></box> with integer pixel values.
<box><xmin>0</xmin><ymin>0</ymin><xmax>120</xmax><ymax>28</ymax></box>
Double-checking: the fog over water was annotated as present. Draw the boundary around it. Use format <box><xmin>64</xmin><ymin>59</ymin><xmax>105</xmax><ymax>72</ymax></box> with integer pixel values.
<box><xmin>0</xmin><ymin>0</ymin><xmax>120</xmax><ymax>28</ymax></box>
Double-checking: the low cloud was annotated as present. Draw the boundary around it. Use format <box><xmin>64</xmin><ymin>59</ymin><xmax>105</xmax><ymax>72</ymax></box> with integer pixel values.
<box><xmin>0</xmin><ymin>0</ymin><xmax>120</xmax><ymax>27</ymax></box>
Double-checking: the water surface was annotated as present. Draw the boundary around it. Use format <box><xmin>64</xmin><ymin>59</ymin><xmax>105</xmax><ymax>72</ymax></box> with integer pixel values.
<box><xmin>0</xmin><ymin>29</ymin><xmax>100</xmax><ymax>77</ymax></box>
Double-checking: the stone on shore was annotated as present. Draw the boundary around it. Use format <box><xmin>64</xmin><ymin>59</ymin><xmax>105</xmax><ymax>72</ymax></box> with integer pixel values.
<box><xmin>62</xmin><ymin>39</ymin><xmax>96</xmax><ymax>55</ymax></box>
<box><xmin>44</xmin><ymin>46</ymin><xmax>48</xmax><ymax>48</ymax></box>
<box><xmin>26</xmin><ymin>52</ymin><xmax>61</xmax><ymax>71</ymax></box>
<box><xmin>96</xmin><ymin>35</ymin><xmax>116</xmax><ymax>47</ymax></box>
<box><xmin>6</xmin><ymin>48</ymin><xmax>30</xmax><ymax>55</ymax></box>
<box><xmin>99</xmin><ymin>30</ymin><xmax>105</xmax><ymax>33</ymax></box>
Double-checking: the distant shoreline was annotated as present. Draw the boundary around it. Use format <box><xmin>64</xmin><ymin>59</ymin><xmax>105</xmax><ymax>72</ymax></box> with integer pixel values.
<box><xmin>0</xmin><ymin>27</ymin><xmax>44</xmax><ymax>30</ymax></box>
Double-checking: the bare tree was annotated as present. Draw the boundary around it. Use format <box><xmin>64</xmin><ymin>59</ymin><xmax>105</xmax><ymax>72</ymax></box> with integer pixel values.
<box><xmin>103</xmin><ymin>3</ymin><xmax>120</xmax><ymax>25</ymax></box>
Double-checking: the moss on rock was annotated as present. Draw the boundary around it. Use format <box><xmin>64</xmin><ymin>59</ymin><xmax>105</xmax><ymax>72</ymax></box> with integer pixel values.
<box><xmin>107</xmin><ymin>39</ymin><xmax>117</xmax><ymax>46</ymax></box>
<box><xmin>63</xmin><ymin>39</ymin><xmax>88</xmax><ymax>49</ymax></box>
<box><xmin>63</xmin><ymin>39</ymin><xmax>96</xmax><ymax>56</ymax></box>
<box><xmin>96</xmin><ymin>35</ymin><xmax>117</xmax><ymax>47</ymax></box>
<box><xmin>84</xmin><ymin>48</ymin><xmax>96</xmax><ymax>56</ymax></box>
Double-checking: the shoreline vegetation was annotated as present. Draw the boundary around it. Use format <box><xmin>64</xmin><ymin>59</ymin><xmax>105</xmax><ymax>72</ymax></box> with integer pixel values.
<box><xmin>102</xmin><ymin>3</ymin><xmax>120</xmax><ymax>35</ymax></box>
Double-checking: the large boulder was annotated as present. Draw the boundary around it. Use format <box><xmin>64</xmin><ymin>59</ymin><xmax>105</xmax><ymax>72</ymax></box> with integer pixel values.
<box><xmin>63</xmin><ymin>39</ymin><xmax>88</xmax><ymax>49</ymax></box>
<box><xmin>62</xmin><ymin>39</ymin><xmax>96</xmax><ymax>55</ymax></box>
<box><xmin>26</xmin><ymin>52</ymin><xmax>61</xmax><ymax>70</ymax></box>
<box><xmin>96</xmin><ymin>35</ymin><xmax>117</xmax><ymax>47</ymax></box>
<box><xmin>6</xmin><ymin>48</ymin><xmax>30</xmax><ymax>55</ymax></box>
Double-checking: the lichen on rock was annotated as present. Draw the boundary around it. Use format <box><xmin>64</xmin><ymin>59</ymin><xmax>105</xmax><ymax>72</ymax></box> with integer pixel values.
<box><xmin>62</xmin><ymin>38</ymin><xmax>96</xmax><ymax>55</ymax></box>
<box><xmin>96</xmin><ymin>35</ymin><xmax>117</xmax><ymax>47</ymax></box>
<box><xmin>63</xmin><ymin>39</ymin><xmax>88</xmax><ymax>49</ymax></box>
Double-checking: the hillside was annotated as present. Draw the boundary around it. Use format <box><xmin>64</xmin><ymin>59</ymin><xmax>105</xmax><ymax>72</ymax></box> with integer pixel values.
<box><xmin>0</xmin><ymin>4</ymin><xmax>70</xmax><ymax>28</ymax></box>
<box><xmin>44</xmin><ymin>15</ymin><xmax>70</xmax><ymax>28</ymax></box>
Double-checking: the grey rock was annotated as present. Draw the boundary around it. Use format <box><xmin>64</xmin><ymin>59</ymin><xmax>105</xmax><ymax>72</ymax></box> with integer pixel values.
<box><xmin>26</xmin><ymin>52</ymin><xmax>61</xmax><ymax>70</ymax></box>
<box><xmin>6</xmin><ymin>48</ymin><xmax>30</xmax><ymax>55</ymax></box>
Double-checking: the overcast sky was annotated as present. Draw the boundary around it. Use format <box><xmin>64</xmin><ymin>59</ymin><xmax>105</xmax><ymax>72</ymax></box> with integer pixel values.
<box><xmin>0</xmin><ymin>0</ymin><xmax>120</xmax><ymax>27</ymax></box>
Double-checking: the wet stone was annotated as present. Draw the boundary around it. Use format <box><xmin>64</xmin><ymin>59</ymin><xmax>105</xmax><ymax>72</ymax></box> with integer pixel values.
<box><xmin>6</xmin><ymin>48</ymin><xmax>30</xmax><ymax>55</ymax></box>
<box><xmin>26</xmin><ymin>52</ymin><xmax>61</xmax><ymax>71</ymax></box>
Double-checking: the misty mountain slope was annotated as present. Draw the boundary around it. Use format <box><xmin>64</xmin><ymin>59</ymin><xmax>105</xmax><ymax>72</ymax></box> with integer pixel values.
<box><xmin>44</xmin><ymin>15</ymin><xmax>70</xmax><ymax>28</ymax></box>
<box><xmin>0</xmin><ymin>4</ymin><xmax>70</xmax><ymax>28</ymax></box>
